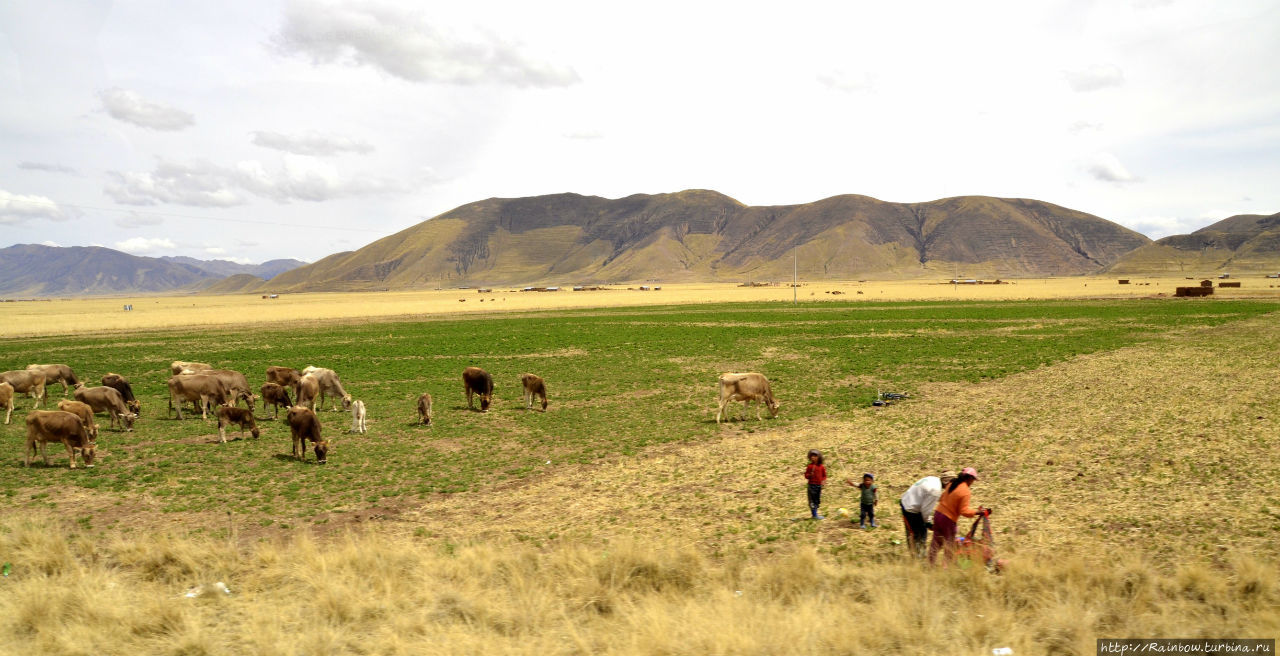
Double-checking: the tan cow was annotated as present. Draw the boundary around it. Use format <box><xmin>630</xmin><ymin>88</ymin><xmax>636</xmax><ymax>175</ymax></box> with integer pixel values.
<box><xmin>260</xmin><ymin>382</ymin><xmax>292</xmax><ymax>419</ymax></box>
<box><xmin>520</xmin><ymin>373</ymin><xmax>548</xmax><ymax>411</ymax></box>
<box><xmin>56</xmin><ymin>400</ymin><xmax>99</xmax><ymax>441</ymax></box>
<box><xmin>25</xmin><ymin>410</ymin><xmax>95</xmax><ymax>469</ymax></box>
<box><xmin>0</xmin><ymin>382</ymin><xmax>13</xmax><ymax>425</ymax></box>
<box><xmin>167</xmin><ymin>374</ymin><xmax>230</xmax><ymax>420</ymax></box>
<box><xmin>287</xmin><ymin>406</ymin><xmax>328</xmax><ymax>464</ymax></box>
<box><xmin>26</xmin><ymin>364</ymin><xmax>80</xmax><ymax>396</ymax></box>
<box><xmin>73</xmin><ymin>386</ymin><xmax>138</xmax><ymax>431</ymax></box>
<box><xmin>296</xmin><ymin>374</ymin><xmax>320</xmax><ymax>410</ymax></box>
<box><xmin>171</xmin><ymin>361</ymin><xmax>213</xmax><ymax>375</ymax></box>
<box><xmin>101</xmin><ymin>373</ymin><xmax>141</xmax><ymax>414</ymax></box>
<box><xmin>0</xmin><ymin>369</ymin><xmax>46</xmax><ymax>409</ymax></box>
<box><xmin>417</xmin><ymin>392</ymin><xmax>433</xmax><ymax>426</ymax></box>
<box><xmin>181</xmin><ymin>369</ymin><xmax>254</xmax><ymax>411</ymax></box>
<box><xmin>715</xmin><ymin>372</ymin><xmax>780</xmax><ymax>424</ymax></box>
<box><xmin>216</xmin><ymin>404</ymin><xmax>259</xmax><ymax>443</ymax></box>
<box><xmin>300</xmin><ymin>367</ymin><xmax>351</xmax><ymax>411</ymax></box>
<box><xmin>266</xmin><ymin>366</ymin><xmax>302</xmax><ymax>395</ymax></box>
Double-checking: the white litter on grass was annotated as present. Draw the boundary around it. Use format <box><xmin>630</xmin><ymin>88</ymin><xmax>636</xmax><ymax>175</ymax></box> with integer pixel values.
<box><xmin>183</xmin><ymin>581</ymin><xmax>231</xmax><ymax>598</ymax></box>
<box><xmin>992</xmin><ymin>648</ymin><xmax>1013</xmax><ymax>655</ymax></box>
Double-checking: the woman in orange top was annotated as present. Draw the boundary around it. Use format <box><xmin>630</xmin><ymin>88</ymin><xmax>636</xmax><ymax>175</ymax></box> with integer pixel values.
<box><xmin>928</xmin><ymin>467</ymin><xmax>986</xmax><ymax>564</ymax></box>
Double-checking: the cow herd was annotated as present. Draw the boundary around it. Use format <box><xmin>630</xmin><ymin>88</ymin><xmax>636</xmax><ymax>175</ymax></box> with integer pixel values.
<box><xmin>3</xmin><ymin>359</ymin><xmax>782</xmax><ymax>470</ymax></box>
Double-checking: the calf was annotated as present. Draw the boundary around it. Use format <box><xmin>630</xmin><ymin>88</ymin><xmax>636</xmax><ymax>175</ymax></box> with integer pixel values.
<box><xmin>417</xmin><ymin>392</ymin><xmax>433</xmax><ymax>426</ymax></box>
<box><xmin>73</xmin><ymin>385</ymin><xmax>138</xmax><ymax>431</ymax></box>
<box><xmin>0</xmin><ymin>382</ymin><xmax>13</xmax><ymax>425</ymax></box>
<box><xmin>56</xmin><ymin>400</ymin><xmax>99</xmax><ymax>441</ymax></box>
<box><xmin>216</xmin><ymin>404</ymin><xmax>260</xmax><ymax>443</ymax></box>
<box><xmin>287</xmin><ymin>406</ymin><xmax>328</xmax><ymax>464</ymax></box>
<box><xmin>520</xmin><ymin>373</ymin><xmax>548</xmax><ymax>411</ymax></box>
<box><xmin>266</xmin><ymin>366</ymin><xmax>302</xmax><ymax>395</ymax></box>
<box><xmin>462</xmin><ymin>367</ymin><xmax>494</xmax><ymax>412</ymax></box>
<box><xmin>171</xmin><ymin>361</ymin><xmax>212</xmax><ymax>375</ymax></box>
<box><xmin>0</xmin><ymin>369</ymin><xmax>46</xmax><ymax>409</ymax></box>
<box><xmin>25</xmin><ymin>410</ymin><xmax>95</xmax><ymax>469</ymax></box>
<box><xmin>715</xmin><ymin>372</ymin><xmax>780</xmax><ymax>424</ymax></box>
<box><xmin>260</xmin><ymin>382</ymin><xmax>292</xmax><ymax>419</ymax></box>
<box><xmin>101</xmin><ymin>373</ymin><xmax>141</xmax><ymax>414</ymax></box>
<box><xmin>26</xmin><ymin>364</ymin><xmax>79</xmax><ymax>397</ymax></box>
<box><xmin>167</xmin><ymin>374</ymin><xmax>230</xmax><ymax>420</ymax></box>
<box><xmin>350</xmin><ymin>400</ymin><xmax>366</xmax><ymax>434</ymax></box>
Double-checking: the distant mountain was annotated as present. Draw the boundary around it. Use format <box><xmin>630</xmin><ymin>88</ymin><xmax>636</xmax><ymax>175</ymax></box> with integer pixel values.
<box><xmin>266</xmin><ymin>190</ymin><xmax>1151</xmax><ymax>290</ymax></box>
<box><xmin>160</xmin><ymin>256</ymin><xmax>306</xmax><ymax>279</ymax></box>
<box><xmin>1107</xmin><ymin>212</ymin><xmax>1280</xmax><ymax>274</ymax></box>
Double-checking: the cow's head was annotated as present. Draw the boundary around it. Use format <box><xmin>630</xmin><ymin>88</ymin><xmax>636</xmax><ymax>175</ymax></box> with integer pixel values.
<box><xmin>767</xmin><ymin>399</ymin><xmax>780</xmax><ymax>417</ymax></box>
<box><xmin>250</xmin><ymin>426</ymin><xmax>261</xmax><ymax>439</ymax></box>
<box><xmin>314</xmin><ymin>439</ymin><xmax>329</xmax><ymax>464</ymax></box>
<box><xmin>126</xmin><ymin>399</ymin><xmax>142</xmax><ymax>414</ymax></box>
<box><xmin>341</xmin><ymin>394</ymin><xmax>352</xmax><ymax>411</ymax></box>
<box><xmin>122</xmin><ymin>412</ymin><xmax>137</xmax><ymax>431</ymax></box>
<box><xmin>80</xmin><ymin>442</ymin><xmax>96</xmax><ymax>467</ymax></box>
<box><xmin>241</xmin><ymin>391</ymin><xmax>258</xmax><ymax>413</ymax></box>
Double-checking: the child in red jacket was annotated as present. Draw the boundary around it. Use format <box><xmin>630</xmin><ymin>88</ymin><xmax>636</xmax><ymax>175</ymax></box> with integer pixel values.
<box><xmin>804</xmin><ymin>449</ymin><xmax>827</xmax><ymax>519</ymax></box>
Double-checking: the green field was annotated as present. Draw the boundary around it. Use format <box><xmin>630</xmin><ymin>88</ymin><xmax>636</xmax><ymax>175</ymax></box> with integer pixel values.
<box><xmin>1</xmin><ymin>299</ymin><xmax>1277</xmax><ymax>529</ymax></box>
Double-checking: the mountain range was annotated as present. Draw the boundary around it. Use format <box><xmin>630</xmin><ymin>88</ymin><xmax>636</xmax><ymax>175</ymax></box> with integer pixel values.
<box><xmin>1106</xmin><ymin>211</ymin><xmax>1280</xmax><ymax>274</ymax></box>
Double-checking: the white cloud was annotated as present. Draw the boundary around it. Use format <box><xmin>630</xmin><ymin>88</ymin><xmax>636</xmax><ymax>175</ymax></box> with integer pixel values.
<box><xmin>205</xmin><ymin>247</ymin><xmax>226</xmax><ymax>255</ymax></box>
<box><xmin>1067</xmin><ymin>120</ymin><xmax>1103</xmax><ymax>134</ymax></box>
<box><xmin>114</xmin><ymin>237</ymin><xmax>177</xmax><ymax>254</ymax></box>
<box><xmin>41</xmin><ymin>240</ymin><xmax>61</xmax><ymax>247</ymax></box>
<box><xmin>0</xmin><ymin>189</ymin><xmax>79</xmax><ymax>224</ymax></box>
<box><xmin>272</xmin><ymin>1</ymin><xmax>579</xmax><ymax>87</ymax></box>
<box><xmin>1086</xmin><ymin>153</ymin><xmax>1139</xmax><ymax>183</ymax></box>
<box><xmin>817</xmin><ymin>70</ymin><xmax>876</xmax><ymax>93</ymax></box>
<box><xmin>18</xmin><ymin>161</ymin><xmax>79</xmax><ymax>175</ymax></box>
<box><xmin>114</xmin><ymin>211</ymin><xmax>165</xmax><ymax>229</ymax></box>
<box><xmin>98</xmin><ymin>87</ymin><xmax>195</xmax><ymax>130</ymax></box>
<box><xmin>562</xmin><ymin>130</ymin><xmax>603</xmax><ymax>140</ymax></box>
<box><xmin>105</xmin><ymin>159</ymin><xmax>407</xmax><ymax>206</ymax></box>
<box><xmin>251</xmin><ymin>130</ymin><xmax>375</xmax><ymax>156</ymax></box>
<box><xmin>1124</xmin><ymin>216</ymin><xmax>1201</xmax><ymax>239</ymax></box>
<box><xmin>1063</xmin><ymin>64</ymin><xmax>1124</xmax><ymax>92</ymax></box>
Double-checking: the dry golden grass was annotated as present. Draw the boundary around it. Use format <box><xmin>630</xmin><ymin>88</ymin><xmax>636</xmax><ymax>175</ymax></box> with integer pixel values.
<box><xmin>5</xmin><ymin>275</ymin><xmax>1279</xmax><ymax>337</ymax></box>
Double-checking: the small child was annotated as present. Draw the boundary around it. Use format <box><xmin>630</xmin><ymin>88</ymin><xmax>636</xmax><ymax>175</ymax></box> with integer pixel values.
<box><xmin>846</xmin><ymin>473</ymin><xmax>879</xmax><ymax>528</ymax></box>
<box><xmin>804</xmin><ymin>449</ymin><xmax>827</xmax><ymax>520</ymax></box>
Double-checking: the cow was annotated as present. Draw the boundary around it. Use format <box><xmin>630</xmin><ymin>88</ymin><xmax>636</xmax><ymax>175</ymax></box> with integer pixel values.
<box><xmin>0</xmin><ymin>382</ymin><xmax>13</xmax><ymax>425</ymax></box>
<box><xmin>350</xmin><ymin>400</ymin><xmax>366</xmax><ymax>434</ymax></box>
<box><xmin>462</xmin><ymin>367</ymin><xmax>493</xmax><ymax>412</ymax></box>
<box><xmin>260</xmin><ymin>382</ymin><xmax>292</xmax><ymax>419</ymax></box>
<box><xmin>266</xmin><ymin>366</ymin><xmax>302</xmax><ymax>395</ymax></box>
<box><xmin>167</xmin><ymin>374</ymin><xmax>230</xmax><ymax>420</ymax></box>
<box><xmin>715</xmin><ymin>372</ymin><xmax>780</xmax><ymax>424</ymax></box>
<box><xmin>215</xmin><ymin>404</ymin><xmax>259</xmax><ymax>443</ymax></box>
<box><xmin>287</xmin><ymin>406</ymin><xmax>328</xmax><ymax>464</ymax></box>
<box><xmin>25</xmin><ymin>410</ymin><xmax>95</xmax><ymax>469</ymax></box>
<box><xmin>182</xmin><ymin>369</ymin><xmax>255</xmax><ymax>411</ymax></box>
<box><xmin>0</xmin><ymin>369</ymin><xmax>46</xmax><ymax>409</ymax></box>
<box><xmin>296</xmin><ymin>374</ymin><xmax>320</xmax><ymax>410</ymax></box>
<box><xmin>56</xmin><ymin>400</ymin><xmax>99</xmax><ymax>441</ymax></box>
<box><xmin>417</xmin><ymin>392</ymin><xmax>433</xmax><ymax>426</ymax></box>
<box><xmin>73</xmin><ymin>385</ymin><xmax>138</xmax><ymax>431</ymax></box>
<box><xmin>300</xmin><ymin>367</ymin><xmax>351</xmax><ymax>411</ymax></box>
<box><xmin>520</xmin><ymin>373</ymin><xmax>548</xmax><ymax>411</ymax></box>
<box><xmin>26</xmin><ymin>364</ymin><xmax>80</xmax><ymax>397</ymax></box>
<box><xmin>101</xmin><ymin>373</ymin><xmax>141</xmax><ymax>414</ymax></box>
<box><xmin>171</xmin><ymin>361</ymin><xmax>212</xmax><ymax>376</ymax></box>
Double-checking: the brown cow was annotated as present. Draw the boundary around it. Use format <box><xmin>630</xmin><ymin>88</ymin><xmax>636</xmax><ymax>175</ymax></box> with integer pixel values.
<box><xmin>260</xmin><ymin>382</ymin><xmax>292</xmax><ymax>419</ymax></box>
<box><xmin>171</xmin><ymin>361</ymin><xmax>212</xmax><ymax>375</ymax></box>
<box><xmin>216</xmin><ymin>404</ymin><xmax>259</xmax><ymax>443</ymax></box>
<box><xmin>101</xmin><ymin>373</ymin><xmax>141</xmax><ymax>414</ymax></box>
<box><xmin>0</xmin><ymin>369</ymin><xmax>46</xmax><ymax>409</ymax></box>
<box><xmin>287</xmin><ymin>406</ymin><xmax>328</xmax><ymax>464</ymax></box>
<box><xmin>73</xmin><ymin>385</ymin><xmax>138</xmax><ymax>431</ymax></box>
<box><xmin>296</xmin><ymin>374</ymin><xmax>320</xmax><ymax>410</ymax></box>
<box><xmin>25</xmin><ymin>410</ymin><xmax>95</xmax><ymax>468</ymax></box>
<box><xmin>300</xmin><ymin>367</ymin><xmax>351</xmax><ymax>411</ymax></box>
<box><xmin>266</xmin><ymin>366</ymin><xmax>302</xmax><ymax>395</ymax></box>
<box><xmin>0</xmin><ymin>382</ymin><xmax>14</xmax><ymax>425</ymax></box>
<box><xmin>26</xmin><ymin>364</ymin><xmax>80</xmax><ymax>397</ymax></box>
<box><xmin>56</xmin><ymin>400</ymin><xmax>99</xmax><ymax>441</ymax></box>
<box><xmin>417</xmin><ymin>392</ymin><xmax>433</xmax><ymax>426</ymax></box>
<box><xmin>520</xmin><ymin>373</ymin><xmax>548</xmax><ymax>411</ymax></box>
<box><xmin>462</xmin><ymin>367</ymin><xmax>493</xmax><ymax>412</ymax></box>
<box><xmin>182</xmin><ymin>369</ymin><xmax>254</xmax><ymax>411</ymax></box>
<box><xmin>715</xmin><ymin>372</ymin><xmax>780</xmax><ymax>424</ymax></box>
<box><xmin>167</xmin><ymin>374</ymin><xmax>230</xmax><ymax>420</ymax></box>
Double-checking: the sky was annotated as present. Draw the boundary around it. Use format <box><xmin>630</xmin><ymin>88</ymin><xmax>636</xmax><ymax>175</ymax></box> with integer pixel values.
<box><xmin>1</xmin><ymin>0</ymin><xmax>1278</xmax><ymax>264</ymax></box>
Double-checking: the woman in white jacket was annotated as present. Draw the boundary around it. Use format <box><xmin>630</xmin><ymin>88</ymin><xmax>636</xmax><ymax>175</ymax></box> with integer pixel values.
<box><xmin>899</xmin><ymin>470</ymin><xmax>955</xmax><ymax>557</ymax></box>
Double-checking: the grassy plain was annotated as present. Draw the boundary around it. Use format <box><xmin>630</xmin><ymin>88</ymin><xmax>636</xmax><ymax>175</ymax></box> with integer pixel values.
<box><xmin>1</xmin><ymin>296</ymin><xmax>1278</xmax><ymax>654</ymax></box>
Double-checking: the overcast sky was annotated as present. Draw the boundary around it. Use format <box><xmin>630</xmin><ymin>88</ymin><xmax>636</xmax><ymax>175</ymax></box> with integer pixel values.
<box><xmin>2</xmin><ymin>1</ymin><xmax>1277</xmax><ymax>264</ymax></box>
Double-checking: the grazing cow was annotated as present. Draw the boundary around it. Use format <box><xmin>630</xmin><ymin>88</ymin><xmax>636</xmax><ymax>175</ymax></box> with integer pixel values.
<box><xmin>266</xmin><ymin>366</ymin><xmax>302</xmax><ymax>395</ymax></box>
<box><xmin>715</xmin><ymin>372</ymin><xmax>780</xmax><ymax>424</ymax></box>
<box><xmin>26</xmin><ymin>364</ymin><xmax>79</xmax><ymax>397</ymax></box>
<box><xmin>0</xmin><ymin>369</ymin><xmax>46</xmax><ymax>409</ymax></box>
<box><xmin>73</xmin><ymin>385</ymin><xmax>138</xmax><ymax>431</ymax></box>
<box><xmin>167</xmin><ymin>374</ymin><xmax>230</xmax><ymax>420</ymax></box>
<box><xmin>0</xmin><ymin>382</ymin><xmax>14</xmax><ymax>425</ymax></box>
<box><xmin>296</xmin><ymin>374</ymin><xmax>320</xmax><ymax>410</ymax></box>
<box><xmin>417</xmin><ymin>392</ymin><xmax>433</xmax><ymax>426</ymax></box>
<box><xmin>300</xmin><ymin>367</ymin><xmax>351</xmax><ymax>411</ymax></box>
<box><xmin>171</xmin><ymin>361</ymin><xmax>212</xmax><ymax>376</ymax></box>
<box><xmin>56</xmin><ymin>400</ymin><xmax>99</xmax><ymax>441</ymax></box>
<box><xmin>25</xmin><ymin>410</ymin><xmax>95</xmax><ymax>469</ymax></box>
<box><xmin>520</xmin><ymin>373</ymin><xmax>548</xmax><ymax>411</ymax></box>
<box><xmin>215</xmin><ymin>404</ymin><xmax>259</xmax><ymax>443</ymax></box>
<box><xmin>350</xmin><ymin>400</ymin><xmax>366</xmax><ymax>434</ymax></box>
<box><xmin>260</xmin><ymin>382</ymin><xmax>292</xmax><ymax>419</ymax></box>
<box><xmin>101</xmin><ymin>373</ymin><xmax>141</xmax><ymax>414</ymax></box>
<box><xmin>287</xmin><ymin>406</ymin><xmax>328</xmax><ymax>464</ymax></box>
<box><xmin>182</xmin><ymin>369</ymin><xmax>255</xmax><ymax>411</ymax></box>
<box><xmin>462</xmin><ymin>367</ymin><xmax>494</xmax><ymax>412</ymax></box>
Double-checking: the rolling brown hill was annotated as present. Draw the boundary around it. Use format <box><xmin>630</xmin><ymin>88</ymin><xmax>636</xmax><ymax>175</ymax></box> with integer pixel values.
<box><xmin>265</xmin><ymin>190</ymin><xmax>1151</xmax><ymax>289</ymax></box>
<box><xmin>1107</xmin><ymin>211</ymin><xmax>1280</xmax><ymax>275</ymax></box>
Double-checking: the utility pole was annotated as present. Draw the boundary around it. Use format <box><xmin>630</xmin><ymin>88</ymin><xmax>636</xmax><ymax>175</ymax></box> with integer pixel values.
<box><xmin>793</xmin><ymin>245</ymin><xmax>798</xmax><ymax>305</ymax></box>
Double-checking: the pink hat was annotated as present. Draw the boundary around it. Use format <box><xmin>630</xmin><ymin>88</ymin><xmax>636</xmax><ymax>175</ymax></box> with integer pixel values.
<box><xmin>961</xmin><ymin>467</ymin><xmax>979</xmax><ymax>480</ymax></box>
